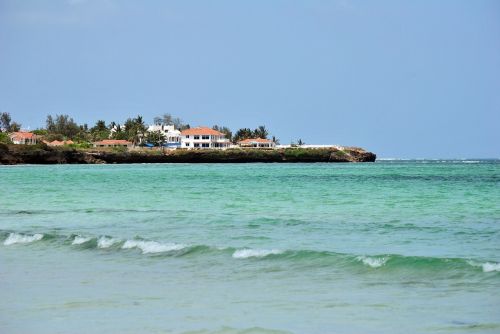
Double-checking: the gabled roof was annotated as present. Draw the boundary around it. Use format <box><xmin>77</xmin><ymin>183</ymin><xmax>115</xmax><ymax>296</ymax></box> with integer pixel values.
<box><xmin>181</xmin><ymin>127</ymin><xmax>224</xmax><ymax>136</ymax></box>
<box><xmin>238</xmin><ymin>138</ymin><xmax>273</xmax><ymax>144</ymax></box>
<box><xmin>9</xmin><ymin>132</ymin><xmax>37</xmax><ymax>139</ymax></box>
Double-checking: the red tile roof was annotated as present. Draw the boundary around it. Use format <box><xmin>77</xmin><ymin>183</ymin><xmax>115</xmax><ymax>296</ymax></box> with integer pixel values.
<box><xmin>46</xmin><ymin>140</ymin><xmax>74</xmax><ymax>146</ymax></box>
<box><xmin>9</xmin><ymin>132</ymin><xmax>37</xmax><ymax>139</ymax></box>
<box><xmin>181</xmin><ymin>127</ymin><xmax>224</xmax><ymax>136</ymax></box>
<box><xmin>238</xmin><ymin>138</ymin><xmax>273</xmax><ymax>144</ymax></box>
<box><xmin>93</xmin><ymin>139</ymin><xmax>132</xmax><ymax>145</ymax></box>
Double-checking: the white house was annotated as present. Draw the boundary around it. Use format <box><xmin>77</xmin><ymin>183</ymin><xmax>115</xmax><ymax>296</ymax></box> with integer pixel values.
<box><xmin>238</xmin><ymin>138</ymin><xmax>275</xmax><ymax>148</ymax></box>
<box><xmin>180</xmin><ymin>127</ymin><xmax>230</xmax><ymax>149</ymax></box>
<box><xmin>9</xmin><ymin>132</ymin><xmax>39</xmax><ymax>145</ymax></box>
<box><xmin>147</xmin><ymin>124</ymin><xmax>181</xmax><ymax>148</ymax></box>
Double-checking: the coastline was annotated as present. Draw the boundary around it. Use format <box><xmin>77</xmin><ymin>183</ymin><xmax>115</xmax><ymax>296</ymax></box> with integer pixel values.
<box><xmin>0</xmin><ymin>144</ymin><xmax>376</xmax><ymax>164</ymax></box>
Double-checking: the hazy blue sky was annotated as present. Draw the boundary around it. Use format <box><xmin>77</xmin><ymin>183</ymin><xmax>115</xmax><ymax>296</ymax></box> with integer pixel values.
<box><xmin>0</xmin><ymin>0</ymin><xmax>499</xmax><ymax>158</ymax></box>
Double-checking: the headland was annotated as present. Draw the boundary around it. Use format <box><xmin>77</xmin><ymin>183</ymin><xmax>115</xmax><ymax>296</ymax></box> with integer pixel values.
<box><xmin>0</xmin><ymin>143</ymin><xmax>376</xmax><ymax>164</ymax></box>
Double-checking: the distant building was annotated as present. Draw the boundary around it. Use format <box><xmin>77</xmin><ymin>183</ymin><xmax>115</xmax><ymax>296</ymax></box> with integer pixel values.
<box><xmin>180</xmin><ymin>127</ymin><xmax>230</xmax><ymax>149</ymax></box>
<box><xmin>238</xmin><ymin>138</ymin><xmax>275</xmax><ymax>148</ymax></box>
<box><xmin>9</xmin><ymin>132</ymin><xmax>39</xmax><ymax>145</ymax></box>
<box><xmin>93</xmin><ymin>139</ymin><xmax>132</xmax><ymax>148</ymax></box>
<box><xmin>147</xmin><ymin>124</ymin><xmax>181</xmax><ymax>148</ymax></box>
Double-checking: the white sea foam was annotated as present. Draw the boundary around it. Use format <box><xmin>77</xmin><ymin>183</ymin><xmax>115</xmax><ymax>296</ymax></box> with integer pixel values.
<box><xmin>72</xmin><ymin>236</ymin><xmax>92</xmax><ymax>245</ymax></box>
<box><xmin>232</xmin><ymin>249</ymin><xmax>284</xmax><ymax>259</ymax></box>
<box><xmin>122</xmin><ymin>240</ymin><xmax>186</xmax><ymax>254</ymax></box>
<box><xmin>467</xmin><ymin>260</ymin><xmax>500</xmax><ymax>273</ymax></box>
<box><xmin>97</xmin><ymin>236</ymin><xmax>118</xmax><ymax>248</ymax></box>
<box><xmin>481</xmin><ymin>262</ymin><xmax>500</xmax><ymax>272</ymax></box>
<box><xmin>3</xmin><ymin>233</ymin><xmax>43</xmax><ymax>246</ymax></box>
<box><xmin>357</xmin><ymin>256</ymin><xmax>388</xmax><ymax>268</ymax></box>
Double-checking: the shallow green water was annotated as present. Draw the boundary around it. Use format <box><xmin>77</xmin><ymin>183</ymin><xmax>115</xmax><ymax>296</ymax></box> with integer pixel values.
<box><xmin>1</xmin><ymin>161</ymin><xmax>499</xmax><ymax>333</ymax></box>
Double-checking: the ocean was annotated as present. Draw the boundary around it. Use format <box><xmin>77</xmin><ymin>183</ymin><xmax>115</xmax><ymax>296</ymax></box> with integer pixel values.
<box><xmin>1</xmin><ymin>161</ymin><xmax>499</xmax><ymax>333</ymax></box>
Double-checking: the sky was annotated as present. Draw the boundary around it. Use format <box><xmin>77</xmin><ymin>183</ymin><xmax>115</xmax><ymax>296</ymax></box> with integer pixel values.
<box><xmin>0</xmin><ymin>0</ymin><xmax>499</xmax><ymax>158</ymax></box>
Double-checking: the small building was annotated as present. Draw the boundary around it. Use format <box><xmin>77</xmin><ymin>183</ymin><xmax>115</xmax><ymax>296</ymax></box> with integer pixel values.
<box><xmin>238</xmin><ymin>138</ymin><xmax>275</xmax><ymax>148</ymax></box>
<box><xmin>93</xmin><ymin>139</ymin><xmax>132</xmax><ymax>148</ymax></box>
<box><xmin>9</xmin><ymin>132</ymin><xmax>39</xmax><ymax>145</ymax></box>
<box><xmin>180</xmin><ymin>127</ymin><xmax>230</xmax><ymax>149</ymax></box>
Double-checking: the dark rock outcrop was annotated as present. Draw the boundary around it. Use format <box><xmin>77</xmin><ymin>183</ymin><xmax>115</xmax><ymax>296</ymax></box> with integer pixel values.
<box><xmin>0</xmin><ymin>145</ymin><xmax>376</xmax><ymax>165</ymax></box>
<box><xmin>0</xmin><ymin>144</ymin><xmax>105</xmax><ymax>165</ymax></box>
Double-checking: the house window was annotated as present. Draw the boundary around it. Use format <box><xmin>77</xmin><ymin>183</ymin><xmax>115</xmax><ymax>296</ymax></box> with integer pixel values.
<box><xmin>202</xmin><ymin>135</ymin><xmax>209</xmax><ymax>140</ymax></box>
<box><xmin>194</xmin><ymin>143</ymin><xmax>200</xmax><ymax>147</ymax></box>
<box><xmin>185</xmin><ymin>143</ymin><xmax>190</xmax><ymax>147</ymax></box>
<box><xmin>202</xmin><ymin>143</ymin><xmax>209</xmax><ymax>148</ymax></box>
<box><xmin>186</xmin><ymin>135</ymin><xmax>190</xmax><ymax>138</ymax></box>
<box><xmin>194</xmin><ymin>135</ymin><xmax>200</xmax><ymax>139</ymax></box>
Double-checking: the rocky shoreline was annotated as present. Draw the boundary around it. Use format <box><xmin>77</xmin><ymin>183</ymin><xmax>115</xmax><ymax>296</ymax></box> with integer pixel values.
<box><xmin>0</xmin><ymin>144</ymin><xmax>376</xmax><ymax>164</ymax></box>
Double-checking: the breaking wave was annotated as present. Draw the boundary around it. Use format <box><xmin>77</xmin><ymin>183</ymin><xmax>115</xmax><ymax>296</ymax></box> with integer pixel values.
<box><xmin>72</xmin><ymin>236</ymin><xmax>92</xmax><ymax>245</ymax></box>
<box><xmin>232</xmin><ymin>249</ymin><xmax>284</xmax><ymax>259</ymax></box>
<box><xmin>482</xmin><ymin>262</ymin><xmax>500</xmax><ymax>272</ymax></box>
<box><xmin>1</xmin><ymin>230</ymin><xmax>499</xmax><ymax>276</ymax></box>
<box><xmin>97</xmin><ymin>236</ymin><xmax>119</xmax><ymax>248</ymax></box>
<box><xmin>3</xmin><ymin>232</ymin><xmax>44</xmax><ymax>245</ymax></box>
<box><xmin>356</xmin><ymin>256</ymin><xmax>388</xmax><ymax>268</ymax></box>
<box><xmin>468</xmin><ymin>261</ymin><xmax>500</xmax><ymax>273</ymax></box>
<box><xmin>122</xmin><ymin>240</ymin><xmax>187</xmax><ymax>254</ymax></box>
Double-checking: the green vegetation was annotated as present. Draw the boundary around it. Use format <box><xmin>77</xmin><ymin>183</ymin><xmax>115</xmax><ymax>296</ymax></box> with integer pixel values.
<box><xmin>0</xmin><ymin>112</ymin><xmax>21</xmax><ymax>132</ymax></box>
<box><xmin>90</xmin><ymin>120</ymin><xmax>110</xmax><ymax>141</ymax></box>
<box><xmin>333</xmin><ymin>150</ymin><xmax>348</xmax><ymax>158</ymax></box>
<box><xmin>0</xmin><ymin>145</ymin><xmax>376</xmax><ymax>164</ymax></box>
<box><xmin>111</xmin><ymin>146</ymin><xmax>128</xmax><ymax>153</ymax></box>
<box><xmin>232</xmin><ymin>125</ymin><xmax>272</xmax><ymax>143</ymax></box>
<box><xmin>283</xmin><ymin>148</ymin><xmax>331</xmax><ymax>161</ymax></box>
<box><xmin>212</xmin><ymin>125</ymin><xmax>232</xmax><ymax>141</ymax></box>
<box><xmin>0</xmin><ymin>132</ymin><xmax>12</xmax><ymax>144</ymax></box>
<box><xmin>153</xmin><ymin>113</ymin><xmax>189</xmax><ymax>130</ymax></box>
<box><xmin>121</xmin><ymin>116</ymin><xmax>147</xmax><ymax>145</ymax></box>
<box><xmin>1</xmin><ymin>111</ymin><xmax>280</xmax><ymax>148</ymax></box>
<box><xmin>46</xmin><ymin>114</ymin><xmax>80</xmax><ymax>139</ymax></box>
<box><xmin>68</xmin><ymin>142</ymin><xmax>92</xmax><ymax>149</ymax></box>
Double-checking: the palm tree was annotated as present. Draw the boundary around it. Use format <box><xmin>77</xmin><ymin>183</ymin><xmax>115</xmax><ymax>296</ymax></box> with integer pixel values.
<box><xmin>233</xmin><ymin>128</ymin><xmax>253</xmax><ymax>143</ymax></box>
<box><xmin>213</xmin><ymin>125</ymin><xmax>233</xmax><ymax>141</ymax></box>
<box><xmin>253</xmin><ymin>125</ymin><xmax>269</xmax><ymax>139</ymax></box>
<box><xmin>133</xmin><ymin>115</ymin><xmax>147</xmax><ymax>146</ymax></box>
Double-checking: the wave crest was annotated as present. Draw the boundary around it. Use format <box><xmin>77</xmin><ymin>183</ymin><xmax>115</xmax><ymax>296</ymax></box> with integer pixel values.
<box><xmin>232</xmin><ymin>249</ymin><xmax>284</xmax><ymax>259</ymax></box>
<box><xmin>72</xmin><ymin>236</ymin><xmax>92</xmax><ymax>245</ymax></box>
<box><xmin>3</xmin><ymin>233</ymin><xmax>44</xmax><ymax>246</ymax></box>
<box><xmin>2</xmin><ymin>230</ymin><xmax>499</xmax><ymax>277</ymax></box>
<box><xmin>357</xmin><ymin>256</ymin><xmax>389</xmax><ymax>268</ymax></box>
<box><xmin>97</xmin><ymin>236</ymin><xmax>119</xmax><ymax>248</ymax></box>
<box><xmin>122</xmin><ymin>240</ymin><xmax>186</xmax><ymax>254</ymax></box>
<box><xmin>481</xmin><ymin>262</ymin><xmax>500</xmax><ymax>273</ymax></box>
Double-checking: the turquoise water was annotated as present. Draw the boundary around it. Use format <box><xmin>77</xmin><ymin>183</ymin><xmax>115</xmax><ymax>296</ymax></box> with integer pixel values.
<box><xmin>1</xmin><ymin>161</ymin><xmax>499</xmax><ymax>334</ymax></box>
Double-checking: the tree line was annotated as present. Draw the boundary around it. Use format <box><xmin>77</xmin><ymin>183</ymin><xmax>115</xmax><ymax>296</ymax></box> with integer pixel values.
<box><xmin>0</xmin><ymin>112</ymin><xmax>279</xmax><ymax>145</ymax></box>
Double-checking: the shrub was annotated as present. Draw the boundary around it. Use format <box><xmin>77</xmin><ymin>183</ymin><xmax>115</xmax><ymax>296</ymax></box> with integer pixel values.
<box><xmin>111</xmin><ymin>146</ymin><xmax>127</xmax><ymax>153</ymax></box>
<box><xmin>0</xmin><ymin>132</ymin><xmax>12</xmax><ymax>144</ymax></box>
